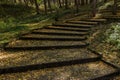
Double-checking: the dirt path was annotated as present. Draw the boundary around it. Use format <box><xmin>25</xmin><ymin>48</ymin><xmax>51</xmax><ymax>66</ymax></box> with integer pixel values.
<box><xmin>0</xmin><ymin>15</ymin><xmax>120</xmax><ymax>80</ymax></box>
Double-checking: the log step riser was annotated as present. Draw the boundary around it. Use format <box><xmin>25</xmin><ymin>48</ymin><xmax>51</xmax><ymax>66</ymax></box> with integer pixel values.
<box><xmin>4</xmin><ymin>44</ymin><xmax>89</xmax><ymax>51</ymax></box>
<box><xmin>31</xmin><ymin>32</ymin><xmax>89</xmax><ymax>36</ymax></box>
<box><xmin>0</xmin><ymin>57</ymin><xmax>101</xmax><ymax>75</ymax></box>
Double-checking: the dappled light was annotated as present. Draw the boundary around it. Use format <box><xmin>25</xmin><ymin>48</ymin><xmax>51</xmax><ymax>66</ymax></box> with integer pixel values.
<box><xmin>0</xmin><ymin>0</ymin><xmax>120</xmax><ymax>80</ymax></box>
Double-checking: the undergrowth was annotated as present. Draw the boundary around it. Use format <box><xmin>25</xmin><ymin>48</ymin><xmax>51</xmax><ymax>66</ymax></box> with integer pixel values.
<box><xmin>105</xmin><ymin>23</ymin><xmax>120</xmax><ymax>49</ymax></box>
<box><xmin>0</xmin><ymin>3</ymin><xmax>94</xmax><ymax>46</ymax></box>
<box><xmin>0</xmin><ymin>18</ymin><xmax>29</xmax><ymax>45</ymax></box>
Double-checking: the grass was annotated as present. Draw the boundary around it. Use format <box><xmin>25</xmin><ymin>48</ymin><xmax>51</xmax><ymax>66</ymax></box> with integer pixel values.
<box><xmin>0</xmin><ymin>18</ymin><xmax>52</xmax><ymax>46</ymax></box>
<box><xmin>0</xmin><ymin>4</ymin><xmax>34</xmax><ymax>19</ymax></box>
<box><xmin>0</xmin><ymin>4</ymin><xmax>53</xmax><ymax>46</ymax></box>
<box><xmin>0</xmin><ymin>3</ymin><xmax>100</xmax><ymax>47</ymax></box>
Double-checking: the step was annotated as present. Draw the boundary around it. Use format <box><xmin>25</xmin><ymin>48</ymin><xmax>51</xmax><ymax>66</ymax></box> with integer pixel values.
<box><xmin>111</xmin><ymin>74</ymin><xmax>120</xmax><ymax>80</ymax></box>
<box><xmin>99</xmin><ymin>10</ymin><xmax>120</xmax><ymax>13</ymax></box>
<box><xmin>81</xmin><ymin>19</ymin><xmax>107</xmax><ymax>23</ymax></box>
<box><xmin>45</xmin><ymin>26</ymin><xmax>90</xmax><ymax>32</ymax></box>
<box><xmin>5</xmin><ymin>40</ymin><xmax>88</xmax><ymax>50</ymax></box>
<box><xmin>104</xmin><ymin>17</ymin><xmax>120</xmax><ymax>19</ymax></box>
<box><xmin>32</xmin><ymin>28</ymin><xmax>89</xmax><ymax>35</ymax></box>
<box><xmin>66</xmin><ymin>21</ymin><xmax>98</xmax><ymax>25</ymax></box>
<box><xmin>0</xmin><ymin>61</ymin><xmax>118</xmax><ymax>80</ymax></box>
<box><xmin>20</xmin><ymin>36</ymin><xmax>87</xmax><ymax>41</ymax></box>
<box><xmin>91</xmin><ymin>71</ymin><xmax>120</xmax><ymax>80</ymax></box>
<box><xmin>0</xmin><ymin>49</ymin><xmax>100</xmax><ymax>69</ymax></box>
<box><xmin>31</xmin><ymin>29</ymin><xmax>88</xmax><ymax>36</ymax></box>
<box><xmin>31</xmin><ymin>31</ymin><xmax>88</xmax><ymax>37</ymax></box>
<box><xmin>20</xmin><ymin>34</ymin><xmax>87</xmax><ymax>41</ymax></box>
<box><xmin>53</xmin><ymin>23</ymin><xmax>93</xmax><ymax>28</ymax></box>
<box><xmin>103</xmin><ymin>15</ymin><xmax>120</xmax><ymax>19</ymax></box>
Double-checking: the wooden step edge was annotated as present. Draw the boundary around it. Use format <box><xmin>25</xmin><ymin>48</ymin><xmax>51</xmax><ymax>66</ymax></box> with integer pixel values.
<box><xmin>103</xmin><ymin>17</ymin><xmax>120</xmax><ymax>19</ymax></box>
<box><xmin>98</xmin><ymin>10</ymin><xmax>120</xmax><ymax>13</ymax></box>
<box><xmin>31</xmin><ymin>31</ymin><xmax>89</xmax><ymax>36</ymax></box>
<box><xmin>66</xmin><ymin>21</ymin><xmax>98</xmax><ymax>25</ymax></box>
<box><xmin>91</xmin><ymin>71</ymin><xmax>120</xmax><ymax>80</ymax></box>
<box><xmin>88</xmin><ymin>48</ymin><xmax>120</xmax><ymax>69</ymax></box>
<box><xmin>19</xmin><ymin>37</ymin><xmax>87</xmax><ymax>41</ymax></box>
<box><xmin>52</xmin><ymin>24</ymin><xmax>92</xmax><ymax>28</ymax></box>
<box><xmin>87</xmin><ymin>48</ymin><xmax>102</xmax><ymax>57</ymax></box>
<box><xmin>80</xmin><ymin>19</ymin><xmax>107</xmax><ymax>22</ymax></box>
<box><xmin>0</xmin><ymin>56</ymin><xmax>101</xmax><ymax>75</ymax></box>
<box><xmin>52</xmin><ymin>23</ymin><xmax>93</xmax><ymax>27</ymax></box>
<box><xmin>101</xmin><ymin>60</ymin><xmax>120</xmax><ymax>70</ymax></box>
<box><xmin>4</xmin><ymin>43</ymin><xmax>89</xmax><ymax>51</ymax></box>
<box><xmin>41</xmin><ymin>27</ymin><xmax>90</xmax><ymax>32</ymax></box>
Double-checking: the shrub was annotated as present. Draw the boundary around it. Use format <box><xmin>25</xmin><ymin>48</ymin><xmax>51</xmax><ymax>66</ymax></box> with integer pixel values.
<box><xmin>0</xmin><ymin>18</ymin><xmax>17</xmax><ymax>33</ymax></box>
<box><xmin>105</xmin><ymin>23</ymin><xmax>120</xmax><ymax>49</ymax></box>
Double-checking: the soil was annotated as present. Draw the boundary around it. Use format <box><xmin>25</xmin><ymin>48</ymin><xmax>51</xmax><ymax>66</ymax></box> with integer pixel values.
<box><xmin>89</xmin><ymin>22</ymin><xmax>120</xmax><ymax>67</ymax></box>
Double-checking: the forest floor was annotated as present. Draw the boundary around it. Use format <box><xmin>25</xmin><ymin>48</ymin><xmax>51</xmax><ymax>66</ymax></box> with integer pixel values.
<box><xmin>0</xmin><ymin>19</ymin><xmax>120</xmax><ymax>80</ymax></box>
<box><xmin>0</xmin><ymin>2</ymin><xmax>120</xmax><ymax>79</ymax></box>
<box><xmin>89</xmin><ymin>22</ymin><xmax>120</xmax><ymax>67</ymax></box>
<box><xmin>0</xmin><ymin>3</ymin><xmax>120</xmax><ymax>61</ymax></box>
<box><xmin>0</xmin><ymin>3</ymin><xmax>91</xmax><ymax>47</ymax></box>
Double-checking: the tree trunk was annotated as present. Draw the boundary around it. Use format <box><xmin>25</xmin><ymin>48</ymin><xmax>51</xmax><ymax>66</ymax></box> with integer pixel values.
<box><xmin>58</xmin><ymin>0</ymin><xmax>62</xmax><ymax>8</ymax></box>
<box><xmin>65</xmin><ymin>0</ymin><xmax>68</xmax><ymax>9</ymax></box>
<box><xmin>92</xmin><ymin>0</ymin><xmax>97</xmax><ymax>17</ymax></box>
<box><xmin>75</xmin><ymin>0</ymin><xmax>79</xmax><ymax>13</ymax></box>
<box><xmin>112</xmin><ymin>0</ymin><xmax>117</xmax><ymax>15</ymax></box>
<box><xmin>44</xmin><ymin>0</ymin><xmax>47</xmax><ymax>14</ymax></box>
<box><xmin>48</xmin><ymin>0</ymin><xmax>52</xmax><ymax>12</ymax></box>
<box><xmin>81</xmin><ymin>0</ymin><xmax>85</xmax><ymax>5</ymax></box>
<box><xmin>34</xmin><ymin>0</ymin><xmax>40</xmax><ymax>14</ymax></box>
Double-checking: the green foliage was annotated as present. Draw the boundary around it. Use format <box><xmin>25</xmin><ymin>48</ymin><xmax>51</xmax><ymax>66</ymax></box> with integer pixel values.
<box><xmin>98</xmin><ymin>1</ymin><xmax>114</xmax><ymax>10</ymax></box>
<box><xmin>105</xmin><ymin>23</ymin><xmax>120</xmax><ymax>49</ymax></box>
<box><xmin>0</xmin><ymin>4</ymin><xmax>34</xmax><ymax>19</ymax></box>
<box><xmin>0</xmin><ymin>18</ymin><xmax>16</xmax><ymax>33</ymax></box>
<box><xmin>0</xmin><ymin>18</ymin><xmax>28</xmax><ymax>33</ymax></box>
<box><xmin>0</xmin><ymin>18</ymin><xmax>29</xmax><ymax>45</ymax></box>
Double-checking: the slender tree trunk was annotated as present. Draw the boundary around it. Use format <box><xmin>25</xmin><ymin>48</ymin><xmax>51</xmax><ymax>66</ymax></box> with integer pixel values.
<box><xmin>104</xmin><ymin>0</ymin><xmax>107</xmax><ymax>3</ymax></box>
<box><xmin>92</xmin><ymin>0</ymin><xmax>97</xmax><ymax>17</ymax></box>
<box><xmin>81</xmin><ymin>0</ymin><xmax>85</xmax><ymax>5</ymax></box>
<box><xmin>65</xmin><ymin>0</ymin><xmax>68</xmax><ymax>9</ymax></box>
<box><xmin>44</xmin><ymin>0</ymin><xmax>47</xmax><ymax>14</ymax></box>
<box><xmin>58</xmin><ymin>0</ymin><xmax>62</xmax><ymax>8</ymax></box>
<box><xmin>34</xmin><ymin>0</ymin><xmax>40</xmax><ymax>14</ymax></box>
<box><xmin>112</xmin><ymin>0</ymin><xmax>117</xmax><ymax>15</ymax></box>
<box><xmin>90</xmin><ymin>0</ymin><xmax>93</xmax><ymax>4</ymax></box>
<box><xmin>30</xmin><ymin>0</ymin><xmax>34</xmax><ymax>5</ymax></box>
<box><xmin>75</xmin><ymin>0</ymin><xmax>79</xmax><ymax>13</ymax></box>
<box><xmin>48</xmin><ymin>0</ymin><xmax>52</xmax><ymax>12</ymax></box>
<box><xmin>24</xmin><ymin>0</ymin><xmax>28</xmax><ymax>6</ymax></box>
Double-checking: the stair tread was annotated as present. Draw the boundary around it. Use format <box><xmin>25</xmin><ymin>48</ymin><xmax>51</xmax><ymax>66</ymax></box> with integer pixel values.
<box><xmin>6</xmin><ymin>40</ymin><xmax>87</xmax><ymax>47</ymax></box>
<box><xmin>21</xmin><ymin>34</ymin><xmax>87</xmax><ymax>38</ymax></box>
<box><xmin>0</xmin><ymin>61</ymin><xmax>117</xmax><ymax>80</ymax></box>
<box><xmin>103</xmin><ymin>15</ymin><xmax>120</xmax><ymax>19</ymax></box>
<box><xmin>81</xmin><ymin>19</ymin><xmax>107</xmax><ymax>22</ymax></box>
<box><xmin>32</xmin><ymin>31</ymin><xmax>88</xmax><ymax>36</ymax></box>
<box><xmin>46</xmin><ymin>26</ymin><xmax>90</xmax><ymax>31</ymax></box>
<box><xmin>99</xmin><ymin>9</ymin><xmax>120</xmax><ymax>13</ymax></box>
<box><xmin>66</xmin><ymin>21</ymin><xmax>98</xmax><ymax>25</ymax></box>
<box><xmin>0</xmin><ymin>49</ymin><xmax>98</xmax><ymax>68</ymax></box>
<box><xmin>33</xmin><ymin>28</ymin><xmax>88</xmax><ymax>34</ymax></box>
<box><xmin>53</xmin><ymin>23</ymin><xmax>93</xmax><ymax>27</ymax></box>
